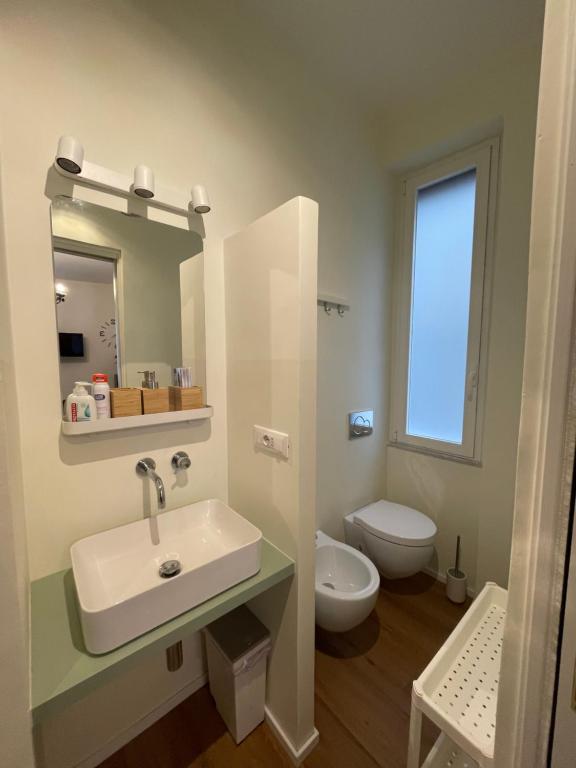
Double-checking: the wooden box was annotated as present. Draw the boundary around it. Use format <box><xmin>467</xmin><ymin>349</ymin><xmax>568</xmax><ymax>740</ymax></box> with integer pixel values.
<box><xmin>141</xmin><ymin>387</ymin><xmax>170</xmax><ymax>415</ymax></box>
<box><xmin>168</xmin><ymin>386</ymin><xmax>204</xmax><ymax>411</ymax></box>
<box><xmin>110</xmin><ymin>388</ymin><xmax>142</xmax><ymax>418</ymax></box>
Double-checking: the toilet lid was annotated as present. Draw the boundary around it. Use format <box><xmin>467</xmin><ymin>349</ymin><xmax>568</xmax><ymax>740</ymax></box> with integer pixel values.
<box><xmin>353</xmin><ymin>500</ymin><xmax>437</xmax><ymax>547</ymax></box>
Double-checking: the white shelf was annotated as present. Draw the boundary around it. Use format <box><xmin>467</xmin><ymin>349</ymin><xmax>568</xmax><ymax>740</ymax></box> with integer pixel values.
<box><xmin>422</xmin><ymin>734</ymin><xmax>478</xmax><ymax>768</ymax></box>
<box><xmin>61</xmin><ymin>406</ymin><xmax>213</xmax><ymax>436</ymax></box>
<box><xmin>409</xmin><ymin>582</ymin><xmax>507</xmax><ymax>768</ymax></box>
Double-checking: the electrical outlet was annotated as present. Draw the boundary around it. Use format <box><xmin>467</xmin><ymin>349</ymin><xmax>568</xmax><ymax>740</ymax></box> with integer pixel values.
<box><xmin>253</xmin><ymin>425</ymin><xmax>290</xmax><ymax>459</ymax></box>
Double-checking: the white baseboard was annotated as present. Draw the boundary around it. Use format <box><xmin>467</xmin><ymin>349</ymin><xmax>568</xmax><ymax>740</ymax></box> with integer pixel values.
<box><xmin>265</xmin><ymin>706</ymin><xmax>319</xmax><ymax>765</ymax></box>
<box><xmin>74</xmin><ymin>673</ymin><xmax>207</xmax><ymax>768</ymax></box>
<box><xmin>423</xmin><ymin>566</ymin><xmax>476</xmax><ymax>598</ymax></box>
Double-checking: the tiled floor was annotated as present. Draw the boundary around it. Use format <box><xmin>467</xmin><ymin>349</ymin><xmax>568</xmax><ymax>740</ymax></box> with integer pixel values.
<box><xmin>99</xmin><ymin>574</ymin><xmax>469</xmax><ymax>768</ymax></box>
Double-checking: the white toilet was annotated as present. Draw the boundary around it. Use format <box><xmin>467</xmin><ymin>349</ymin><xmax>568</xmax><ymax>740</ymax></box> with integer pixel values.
<box><xmin>315</xmin><ymin>530</ymin><xmax>380</xmax><ymax>632</ymax></box>
<box><xmin>344</xmin><ymin>500</ymin><xmax>437</xmax><ymax>579</ymax></box>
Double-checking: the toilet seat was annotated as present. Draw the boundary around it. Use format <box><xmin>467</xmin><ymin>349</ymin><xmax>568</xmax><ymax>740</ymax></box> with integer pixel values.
<box><xmin>352</xmin><ymin>500</ymin><xmax>436</xmax><ymax>547</ymax></box>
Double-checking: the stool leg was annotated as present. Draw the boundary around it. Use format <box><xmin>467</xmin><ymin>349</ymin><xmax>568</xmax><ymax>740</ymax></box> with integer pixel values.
<box><xmin>407</xmin><ymin>701</ymin><xmax>422</xmax><ymax>768</ymax></box>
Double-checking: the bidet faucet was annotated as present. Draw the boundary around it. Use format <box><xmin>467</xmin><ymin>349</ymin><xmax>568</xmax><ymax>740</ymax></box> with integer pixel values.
<box><xmin>136</xmin><ymin>457</ymin><xmax>166</xmax><ymax>510</ymax></box>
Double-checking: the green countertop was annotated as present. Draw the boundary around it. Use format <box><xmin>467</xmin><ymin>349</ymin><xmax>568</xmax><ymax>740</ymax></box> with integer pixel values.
<box><xmin>31</xmin><ymin>539</ymin><xmax>294</xmax><ymax>721</ymax></box>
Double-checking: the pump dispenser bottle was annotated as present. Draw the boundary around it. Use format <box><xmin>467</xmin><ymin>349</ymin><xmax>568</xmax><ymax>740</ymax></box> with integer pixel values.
<box><xmin>65</xmin><ymin>382</ymin><xmax>97</xmax><ymax>422</ymax></box>
<box><xmin>92</xmin><ymin>373</ymin><xmax>111</xmax><ymax>419</ymax></box>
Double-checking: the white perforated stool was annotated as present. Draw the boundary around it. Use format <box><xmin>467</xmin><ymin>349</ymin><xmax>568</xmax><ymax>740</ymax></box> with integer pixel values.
<box><xmin>407</xmin><ymin>583</ymin><xmax>507</xmax><ymax>768</ymax></box>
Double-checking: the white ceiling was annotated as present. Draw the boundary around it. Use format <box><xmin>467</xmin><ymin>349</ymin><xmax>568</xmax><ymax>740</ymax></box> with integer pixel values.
<box><xmin>234</xmin><ymin>0</ymin><xmax>545</xmax><ymax>117</ymax></box>
<box><xmin>136</xmin><ymin>1</ymin><xmax>545</xmax><ymax>128</ymax></box>
<box><xmin>54</xmin><ymin>251</ymin><xmax>114</xmax><ymax>284</ymax></box>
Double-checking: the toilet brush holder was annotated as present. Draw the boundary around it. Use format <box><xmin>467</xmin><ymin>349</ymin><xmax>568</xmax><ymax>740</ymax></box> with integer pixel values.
<box><xmin>446</xmin><ymin>568</ymin><xmax>467</xmax><ymax>603</ymax></box>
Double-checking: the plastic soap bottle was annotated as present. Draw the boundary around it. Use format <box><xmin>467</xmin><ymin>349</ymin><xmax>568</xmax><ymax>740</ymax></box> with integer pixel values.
<box><xmin>92</xmin><ymin>373</ymin><xmax>111</xmax><ymax>419</ymax></box>
<box><xmin>66</xmin><ymin>382</ymin><xmax>97</xmax><ymax>422</ymax></box>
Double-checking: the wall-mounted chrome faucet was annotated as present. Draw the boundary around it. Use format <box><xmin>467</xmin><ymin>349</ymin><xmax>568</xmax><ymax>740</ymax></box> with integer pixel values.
<box><xmin>136</xmin><ymin>457</ymin><xmax>166</xmax><ymax>509</ymax></box>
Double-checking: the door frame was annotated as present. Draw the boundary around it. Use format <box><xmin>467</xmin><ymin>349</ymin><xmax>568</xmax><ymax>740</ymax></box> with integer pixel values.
<box><xmin>52</xmin><ymin>235</ymin><xmax>124</xmax><ymax>387</ymax></box>
<box><xmin>549</xmin><ymin>435</ymin><xmax>576</xmax><ymax>764</ymax></box>
<box><xmin>495</xmin><ymin>0</ymin><xmax>576</xmax><ymax>764</ymax></box>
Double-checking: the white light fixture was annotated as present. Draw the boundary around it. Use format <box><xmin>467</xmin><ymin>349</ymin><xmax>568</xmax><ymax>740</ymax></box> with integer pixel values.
<box><xmin>52</xmin><ymin>136</ymin><xmax>211</xmax><ymax>216</ymax></box>
<box><xmin>132</xmin><ymin>165</ymin><xmax>155</xmax><ymax>199</ymax></box>
<box><xmin>191</xmin><ymin>184</ymin><xmax>211</xmax><ymax>214</ymax></box>
<box><xmin>55</xmin><ymin>136</ymin><xmax>84</xmax><ymax>175</ymax></box>
<box><xmin>55</xmin><ymin>282</ymin><xmax>69</xmax><ymax>304</ymax></box>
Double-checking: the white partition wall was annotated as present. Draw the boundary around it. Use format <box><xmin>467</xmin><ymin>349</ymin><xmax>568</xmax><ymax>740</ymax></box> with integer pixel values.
<box><xmin>225</xmin><ymin>196</ymin><xmax>319</xmax><ymax>760</ymax></box>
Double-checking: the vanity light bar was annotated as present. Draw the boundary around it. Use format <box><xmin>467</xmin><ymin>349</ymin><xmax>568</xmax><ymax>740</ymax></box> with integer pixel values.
<box><xmin>54</xmin><ymin>136</ymin><xmax>211</xmax><ymax>216</ymax></box>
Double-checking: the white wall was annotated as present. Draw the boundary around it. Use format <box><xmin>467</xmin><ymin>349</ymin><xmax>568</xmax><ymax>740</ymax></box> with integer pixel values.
<box><xmin>382</xmin><ymin>50</ymin><xmax>541</xmax><ymax>592</ymax></box>
<box><xmin>316</xmin><ymin>176</ymin><xmax>393</xmax><ymax>539</ymax></box>
<box><xmin>225</xmin><ymin>198</ymin><xmax>318</xmax><ymax>753</ymax></box>
<box><xmin>0</xmin><ymin>2</ymin><xmax>388</xmax><ymax>580</ymax></box>
<box><xmin>0</xmin><ymin>175</ymin><xmax>35</xmax><ymax>766</ymax></box>
<box><xmin>0</xmin><ymin>2</ymin><xmax>389</xmax><ymax>765</ymax></box>
<box><xmin>0</xmin><ymin>1</ymin><xmax>536</xmax><ymax>762</ymax></box>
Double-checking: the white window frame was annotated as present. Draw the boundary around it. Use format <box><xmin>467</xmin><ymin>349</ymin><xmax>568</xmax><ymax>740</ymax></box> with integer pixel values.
<box><xmin>389</xmin><ymin>137</ymin><xmax>499</xmax><ymax>463</ymax></box>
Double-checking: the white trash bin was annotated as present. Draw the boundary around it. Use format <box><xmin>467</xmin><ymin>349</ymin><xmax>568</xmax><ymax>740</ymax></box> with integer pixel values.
<box><xmin>204</xmin><ymin>605</ymin><xmax>271</xmax><ymax>743</ymax></box>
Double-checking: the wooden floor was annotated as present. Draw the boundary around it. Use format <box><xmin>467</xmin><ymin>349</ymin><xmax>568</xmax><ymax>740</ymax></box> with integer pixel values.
<box><xmin>99</xmin><ymin>574</ymin><xmax>469</xmax><ymax>768</ymax></box>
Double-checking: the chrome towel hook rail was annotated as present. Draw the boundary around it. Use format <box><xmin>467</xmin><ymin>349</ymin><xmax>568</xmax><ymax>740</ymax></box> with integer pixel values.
<box><xmin>317</xmin><ymin>294</ymin><xmax>350</xmax><ymax>317</ymax></box>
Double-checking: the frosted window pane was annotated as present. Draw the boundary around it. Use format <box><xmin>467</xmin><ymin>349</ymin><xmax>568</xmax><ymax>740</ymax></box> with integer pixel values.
<box><xmin>406</xmin><ymin>169</ymin><xmax>476</xmax><ymax>444</ymax></box>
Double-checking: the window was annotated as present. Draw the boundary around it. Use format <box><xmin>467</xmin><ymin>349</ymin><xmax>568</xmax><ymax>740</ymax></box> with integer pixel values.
<box><xmin>390</xmin><ymin>139</ymin><xmax>498</xmax><ymax>461</ymax></box>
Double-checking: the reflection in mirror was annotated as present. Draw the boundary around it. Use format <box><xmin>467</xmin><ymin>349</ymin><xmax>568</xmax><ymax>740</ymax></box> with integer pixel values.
<box><xmin>54</xmin><ymin>249</ymin><xmax>118</xmax><ymax>402</ymax></box>
<box><xmin>51</xmin><ymin>196</ymin><xmax>206</xmax><ymax>409</ymax></box>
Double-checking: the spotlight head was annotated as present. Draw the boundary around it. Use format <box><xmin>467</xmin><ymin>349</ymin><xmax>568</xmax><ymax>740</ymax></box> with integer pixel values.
<box><xmin>55</xmin><ymin>282</ymin><xmax>69</xmax><ymax>304</ymax></box>
<box><xmin>55</xmin><ymin>136</ymin><xmax>84</xmax><ymax>174</ymax></box>
<box><xmin>133</xmin><ymin>165</ymin><xmax>155</xmax><ymax>198</ymax></box>
<box><xmin>191</xmin><ymin>184</ymin><xmax>211</xmax><ymax>214</ymax></box>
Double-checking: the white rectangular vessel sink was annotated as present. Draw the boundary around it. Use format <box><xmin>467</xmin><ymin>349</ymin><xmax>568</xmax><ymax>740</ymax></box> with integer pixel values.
<box><xmin>71</xmin><ymin>499</ymin><xmax>262</xmax><ymax>654</ymax></box>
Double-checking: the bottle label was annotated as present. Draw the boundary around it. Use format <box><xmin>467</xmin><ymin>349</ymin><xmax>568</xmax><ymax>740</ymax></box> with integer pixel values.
<box><xmin>71</xmin><ymin>402</ymin><xmax>78</xmax><ymax>422</ymax></box>
<box><xmin>95</xmin><ymin>394</ymin><xmax>105</xmax><ymax>401</ymax></box>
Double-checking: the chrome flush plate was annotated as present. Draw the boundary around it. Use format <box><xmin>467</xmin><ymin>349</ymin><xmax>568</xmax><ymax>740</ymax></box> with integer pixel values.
<box><xmin>349</xmin><ymin>410</ymin><xmax>374</xmax><ymax>439</ymax></box>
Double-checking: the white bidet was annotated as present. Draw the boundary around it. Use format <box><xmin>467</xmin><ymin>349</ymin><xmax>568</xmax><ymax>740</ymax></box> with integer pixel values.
<box><xmin>315</xmin><ymin>530</ymin><xmax>380</xmax><ymax>632</ymax></box>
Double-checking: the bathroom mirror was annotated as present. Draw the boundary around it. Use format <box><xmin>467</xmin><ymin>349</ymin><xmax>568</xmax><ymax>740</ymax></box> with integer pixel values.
<box><xmin>51</xmin><ymin>196</ymin><xmax>206</xmax><ymax>405</ymax></box>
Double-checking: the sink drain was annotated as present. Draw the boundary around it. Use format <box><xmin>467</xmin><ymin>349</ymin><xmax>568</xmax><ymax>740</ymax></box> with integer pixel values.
<box><xmin>159</xmin><ymin>560</ymin><xmax>181</xmax><ymax>579</ymax></box>
<box><xmin>322</xmin><ymin>582</ymin><xmax>336</xmax><ymax>590</ymax></box>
